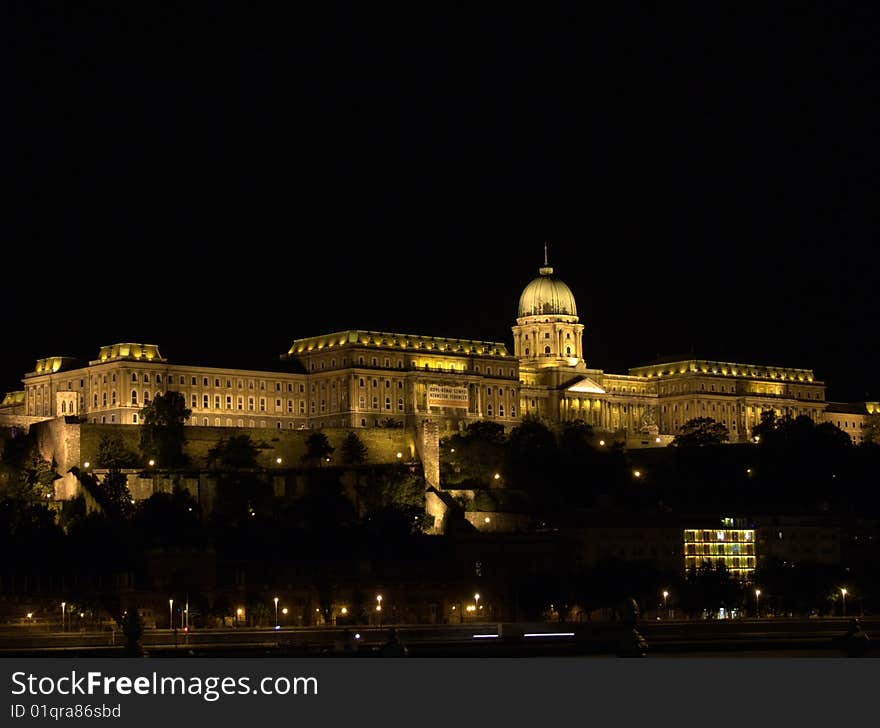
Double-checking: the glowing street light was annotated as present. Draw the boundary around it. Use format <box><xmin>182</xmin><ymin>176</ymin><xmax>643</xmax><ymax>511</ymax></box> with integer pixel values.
<box><xmin>236</xmin><ymin>607</ymin><xmax>243</xmax><ymax>627</ymax></box>
<box><xmin>474</xmin><ymin>593</ymin><xmax>481</xmax><ymax>617</ymax></box>
<box><xmin>148</xmin><ymin>459</ymin><xmax>155</xmax><ymax>467</ymax></box>
<box><xmin>169</xmin><ymin>599</ymin><xmax>174</xmax><ymax>630</ymax></box>
<box><xmin>83</xmin><ymin>461</ymin><xmax>90</xmax><ymax>469</ymax></box>
<box><xmin>662</xmin><ymin>590</ymin><xmax>669</xmax><ymax>618</ymax></box>
<box><xmin>841</xmin><ymin>588</ymin><xmax>848</xmax><ymax>617</ymax></box>
<box><xmin>598</xmin><ymin>440</ymin><xmax>605</xmax><ymax>447</ymax></box>
<box><xmin>493</xmin><ymin>473</ymin><xmax>501</xmax><ymax>480</ymax></box>
<box><xmin>273</xmin><ymin>597</ymin><xmax>279</xmax><ymax>628</ymax></box>
<box><xmin>340</xmin><ymin>607</ymin><xmax>348</xmax><ymax>616</ymax></box>
<box><xmin>61</xmin><ymin>601</ymin><xmax>66</xmax><ymax>632</ymax></box>
<box><xmin>396</xmin><ymin>452</ymin><xmax>403</xmax><ymax>459</ymax></box>
<box><xmin>633</xmin><ymin>470</ymin><xmax>641</xmax><ymax>478</ymax></box>
<box><xmin>755</xmin><ymin>589</ymin><xmax>761</xmax><ymax>618</ymax></box>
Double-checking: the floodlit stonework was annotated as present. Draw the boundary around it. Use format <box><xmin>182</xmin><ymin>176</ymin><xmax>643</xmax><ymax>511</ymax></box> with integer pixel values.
<box><xmin>0</xmin><ymin>253</ymin><xmax>870</xmax><ymax>445</ymax></box>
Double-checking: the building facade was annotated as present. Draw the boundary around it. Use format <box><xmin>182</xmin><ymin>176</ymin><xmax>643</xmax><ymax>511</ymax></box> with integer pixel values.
<box><xmin>0</xmin><ymin>253</ymin><xmax>869</xmax><ymax>444</ymax></box>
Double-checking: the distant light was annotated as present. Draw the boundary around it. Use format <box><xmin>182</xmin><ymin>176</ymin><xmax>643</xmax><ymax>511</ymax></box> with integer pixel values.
<box><xmin>274</xmin><ymin>625</ymin><xmax>280</xmax><ymax>631</ymax></box>
<box><xmin>83</xmin><ymin>461</ymin><xmax>90</xmax><ymax>469</ymax></box>
<box><xmin>633</xmin><ymin>470</ymin><xmax>641</xmax><ymax>478</ymax></box>
<box><xmin>236</xmin><ymin>608</ymin><xmax>243</xmax><ymax>616</ymax></box>
<box><xmin>662</xmin><ymin>591</ymin><xmax>669</xmax><ymax>598</ymax></box>
<box><xmin>746</xmin><ymin>468</ymin><xmax>753</xmax><ymax>475</ymax></box>
<box><xmin>354</xmin><ymin>633</ymin><xmax>361</xmax><ymax>640</ymax></box>
<box><xmin>450</xmin><ymin>448</ymin><xmax>455</xmax><ymax>453</ymax></box>
<box><xmin>26</xmin><ymin>612</ymin><xmax>33</xmax><ymax>619</ymax></box>
<box><xmin>484</xmin><ymin>516</ymin><xmax>491</xmax><ymax>523</ymax></box>
<box><xmin>755</xmin><ymin>589</ymin><xmax>761</xmax><ymax>597</ymax></box>
<box><xmin>473</xmin><ymin>634</ymin><xmax>499</xmax><ymax>639</ymax></box>
<box><xmin>493</xmin><ymin>473</ymin><xmax>501</xmax><ymax>480</ymax></box>
<box><xmin>523</xmin><ymin>632</ymin><xmax>575</xmax><ymax>638</ymax></box>
<box><xmin>655</xmin><ymin>437</ymin><xmax>661</xmax><ymax>443</ymax></box>
<box><xmin>598</xmin><ymin>440</ymin><xmax>605</xmax><ymax>447</ymax></box>
<box><xmin>340</xmin><ymin>607</ymin><xmax>348</xmax><ymax>615</ymax></box>
<box><xmin>376</xmin><ymin>605</ymin><xmax>382</xmax><ymax>612</ymax></box>
<box><xmin>276</xmin><ymin>457</ymin><xmax>282</xmax><ymax>464</ymax></box>
<box><xmin>841</xmin><ymin>588</ymin><xmax>848</xmax><ymax>596</ymax></box>
<box><xmin>396</xmin><ymin>452</ymin><xmax>402</xmax><ymax>459</ymax></box>
<box><xmin>79</xmin><ymin>612</ymin><xmax>84</xmax><ymax>618</ymax></box>
<box><xmin>282</xmin><ymin>608</ymin><xmax>288</xmax><ymax>615</ymax></box>
<box><xmin>148</xmin><ymin>459</ymin><xmax>155</xmax><ymax>467</ymax></box>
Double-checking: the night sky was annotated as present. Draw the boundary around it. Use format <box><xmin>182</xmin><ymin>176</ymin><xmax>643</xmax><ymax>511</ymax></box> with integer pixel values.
<box><xmin>5</xmin><ymin>3</ymin><xmax>878</xmax><ymax>401</ymax></box>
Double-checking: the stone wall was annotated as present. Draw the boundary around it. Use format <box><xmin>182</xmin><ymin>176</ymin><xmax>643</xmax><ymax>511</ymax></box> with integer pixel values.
<box><xmin>78</xmin><ymin>423</ymin><xmax>415</xmax><ymax>470</ymax></box>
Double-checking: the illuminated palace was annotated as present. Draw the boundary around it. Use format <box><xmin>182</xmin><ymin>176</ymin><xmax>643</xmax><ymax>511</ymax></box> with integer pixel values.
<box><xmin>1</xmin><ymin>253</ymin><xmax>874</xmax><ymax>443</ymax></box>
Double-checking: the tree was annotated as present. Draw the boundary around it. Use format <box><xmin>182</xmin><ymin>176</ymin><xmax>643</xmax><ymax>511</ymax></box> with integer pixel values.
<box><xmin>441</xmin><ymin>420</ymin><xmax>506</xmax><ymax>487</ymax></box>
<box><xmin>505</xmin><ymin>416</ymin><xmax>557</xmax><ymax>490</ymax></box>
<box><xmin>139</xmin><ymin>391</ymin><xmax>192</xmax><ymax>468</ymax></box>
<box><xmin>96</xmin><ymin>433</ymin><xmax>140</xmax><ymax>469</ymax></box>
<box><xmin>862</xmin><ymin>413</ymin><xmax>880</xmax><ymax>446</ymax></box>
<box><xmin>207</xmin><ymin>435</ymin><xmax>260</xmax><ymax>470</ymax></box>
<box><xmin>672</xmin><ymin>417</ymin><xmax>729</xmax><ymax>447</ymax></box>
<box><xmin>302</xmin><ymin>431</ymin><xmax>334</xmax><ymax>467</ymax></box>
<box><xmin>340</xmin><ymin>431</ymin><xmax>368</xmax><ymax>465</ymax></box>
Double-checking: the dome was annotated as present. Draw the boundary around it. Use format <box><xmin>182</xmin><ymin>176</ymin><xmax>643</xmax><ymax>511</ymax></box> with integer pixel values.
<box><xmin>518</xmin><ymin>265</ymin><xmax>578</xmax><ymax>318</ymax></box>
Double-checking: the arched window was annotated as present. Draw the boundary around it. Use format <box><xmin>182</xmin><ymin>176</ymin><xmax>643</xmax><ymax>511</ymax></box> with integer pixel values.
<box><xmin>144</xmin><ymin>391</ymin><xmax>151</xmax><ymax>405</ymax></box>
<box><xmin>61</xmin><ymin>401</ymin><xmax>66</xmax><ymax>414</ymax></box>
<box><xmin>566</xmin><ymin>347</ymin><xmax>571</xmax><ymax>355</ymax></box>
<box><xmin>131</xmin><ymin>390</ymin><xmax>138</xmax><ymax>405</ymax></box>
<box><xmin>131</xmin><ymin>373</ymin><xmax>138</xmax><ymax>382</ymax></box>
<box><xmin>111</xmin><ymin>390</ymin><xmax>117</xmax><ymax>405</ymax></box>
<box><xmin>544</xmin><ymin>346</ymin><xmax>551</xmax><ymax>355</ymax></box>
<box><xmin>525</xmin><ymin>348</ymin><xmax>530</xmax><ymax>356</ymax></box>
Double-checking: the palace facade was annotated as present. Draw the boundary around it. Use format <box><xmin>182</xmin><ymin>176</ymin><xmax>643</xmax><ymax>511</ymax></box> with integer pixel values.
<box><xmin>1</xmin><ymin>255</ymin><xmax>874</xmax><ymax>444</ymax></box>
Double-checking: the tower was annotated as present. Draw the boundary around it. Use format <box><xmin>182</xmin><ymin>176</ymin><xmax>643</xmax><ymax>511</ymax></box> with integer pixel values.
<box><xmin>512</xmin><ymin>246</ymin><xmax>584</xmax><ymax>368</ymax></box>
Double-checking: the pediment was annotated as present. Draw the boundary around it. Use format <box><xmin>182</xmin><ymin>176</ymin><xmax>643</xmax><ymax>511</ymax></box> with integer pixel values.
<box><xmin>566</xmin><ymin>377</ymin><xmax>606</xmax><ymax>394</ymax></box>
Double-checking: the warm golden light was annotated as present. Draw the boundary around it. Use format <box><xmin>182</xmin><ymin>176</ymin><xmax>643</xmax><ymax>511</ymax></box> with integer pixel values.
<box><xmin>633</xmin><ymin>470</ymin><xmax>641</xmax><ymax>478</ymax></box>
<box><xmin>841</xmin><ymin>588</ymin><xmax>847</xmax><ymax>596</ymax></box>
<box><xmin>276</xmin><ymin>457</ymin><xmax>282</xmax><ymax>464</ymax></box>
<box><xmin>396</xmin><ymin>452</ymin><xmax>402</xmax><ymax>459</ymax></box>
<box><xmin>662</xmin><ymin>591</ymin><xmax>669</xmax><ymax>598</ymax></box>
<box><xmin>340</xmin><ymin>607</ymin><xmax>348</xmax><ymax>615</ymax></box>
<box><xmin>83</xmin><ymin>462</ymin><xmax>90</xmax><ymax>469</ymax></box>
<box><xmin>282</xmin><ymin>608</ymin><xmax>288</xmax><ymax>615</ymax></box>
<box><xmin>148</xmin><ymin>459</ymin><xmax>155</xmax><ymax>466</ymax></box>
<box><xmin>599</xmin><ymin>440</ymin><xmax>605</xmax><ymax>446</ymax></box>
<box><xmin>484</xmin><ymin>516</ymin><xmax>491</xmax><ymax>523</ymax></box>
<box><xmin>236</xmin><ymin>608</ymin><xmax>243</xmax><ymax>617</ymax></box>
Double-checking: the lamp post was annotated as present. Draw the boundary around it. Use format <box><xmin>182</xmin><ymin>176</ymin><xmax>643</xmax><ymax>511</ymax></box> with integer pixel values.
<box><xmin>236</xmin><ymin>608</ymin><xmax>243</xmax><ymax>627</ymax></box>
<box><xmin>273</xmin><ymin>597</ymin><xmax>279</xmax><ymax>629</ymax></box>
<box><xmin>169</xmin><ymin>599</ymin><xmax>174</xmax><ymax>630</ymax></box>
<box><xmin>474</xmin><ymin>593</ymin><xmax>481</xmax><ymax>619</ymax></box>
<box><xmin>841</xmin><ymin>588</ymin><xmax>847</xmax><ymax>617</ymax></box>
<box><xmin>376</xmin><ymin>594</ymin><xmax>383</xmax><ymax>626</ymax></box>
<box><xmin>61</xmin><ymin>602</ymin><xmax>65</xmax><ymax>632</ymax></box>
<box><xmin>755</xmin><ymin>589</ymin><xmax>761</xmax><ymax>619</ymax></box>
<box><xmin>662</xmin><ymin>590</ymin><xmax>669</xmax><ymax>619</ymax></box>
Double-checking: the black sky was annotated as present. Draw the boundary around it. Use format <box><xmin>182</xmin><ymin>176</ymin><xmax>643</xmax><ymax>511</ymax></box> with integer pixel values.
<box><xmin>4</xmin><ymin>2</ymin><xmax>878</xmax><ymax>401</ymax></box>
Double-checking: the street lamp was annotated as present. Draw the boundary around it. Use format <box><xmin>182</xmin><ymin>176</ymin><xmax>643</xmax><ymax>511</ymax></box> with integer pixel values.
<box><xmin>755</xmin><ymin>589</ymin><xmax>761</xmax><ymax>618</ymax></box>
<box><xmin>841</xmin><ymin>588</ymin><xmax>847</xmax><ymax>617</ymax></box>
<box><xmin>273</xmin><ymin>597</ymin><xmax>279</xmax><ymax>628</ymax></box>
<box><xmin>662</xmin><ymin>590</ymin><xmax>669</xmax><ymax>618</ymax></box>
<box><xmin>474</xmin><ymin>593</ymin><xmax>480</xmax><ymax>618</ymax></box>
<box><xmin>236</xmin><ymin>607</ymin><xmax>243</xmax><ymax>627</ymax></box>
<box><xmin>376</xmin><ymin>594</ymin><xmax>383</xmax><ymax>626</ymax></box>
<box><xmin>169</xmin><ymin>599</ymin><xmax>174</xmax><ymax>630</ymax></box>
<box><xmin>61</xmin><ymin>602</ymin><xmax>65</xmax><ymax>632</ymax></box>
<box><xmin>276</xmin><ymin>457</ymin><xmax>282</xmax><ymax>464</ymax></box>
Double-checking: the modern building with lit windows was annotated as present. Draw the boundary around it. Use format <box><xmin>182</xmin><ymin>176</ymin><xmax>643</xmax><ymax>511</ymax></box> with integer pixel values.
<box><xmin>683</xmin><ymin>518</ymin><xmax>757</xmax><ymax>580</ymax></box>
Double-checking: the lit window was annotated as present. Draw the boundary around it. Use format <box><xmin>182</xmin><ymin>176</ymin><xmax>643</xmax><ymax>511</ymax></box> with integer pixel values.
<box><xmin>131</xmin><ymin>390</ymin><xmax>138</xmax><ymax>405</ymax></box>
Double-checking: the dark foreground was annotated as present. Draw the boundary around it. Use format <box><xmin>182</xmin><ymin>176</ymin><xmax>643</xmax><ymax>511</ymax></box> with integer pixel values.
<box><xmin>0</xmin><ymin>618</ymin><xmax>875</xmax><ymax>658</ymax></box>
